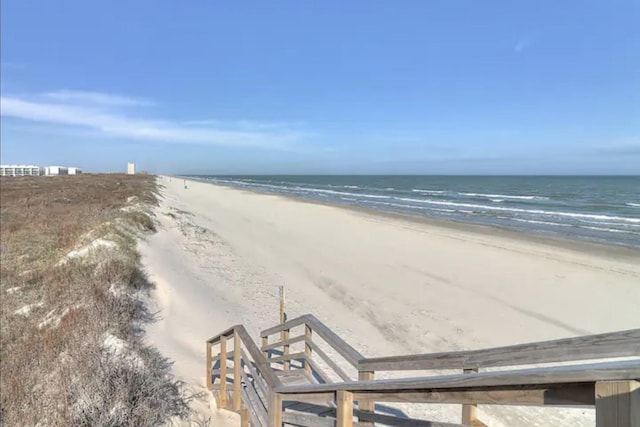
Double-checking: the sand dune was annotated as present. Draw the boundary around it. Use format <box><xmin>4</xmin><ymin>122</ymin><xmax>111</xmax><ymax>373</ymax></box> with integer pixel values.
<box><xmin>140</xmin><ymin>176</ymin><xmax>640</xmax><ymax>426</ymax></box>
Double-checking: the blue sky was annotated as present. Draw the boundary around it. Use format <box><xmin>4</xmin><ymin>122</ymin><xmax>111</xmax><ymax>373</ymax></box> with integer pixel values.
<box><xmin>1</xmin><ymin>1</ymin><xmax>639</xmax><ymax>174</ymax></box>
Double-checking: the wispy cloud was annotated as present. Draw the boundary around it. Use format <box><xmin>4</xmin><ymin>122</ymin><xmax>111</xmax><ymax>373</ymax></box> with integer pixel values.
<box><xmin>514</xmin><ymin>38</ymin><xmax>532</xmax><ymax>53</ymax></box>
<box><xmin>0</xmin><ymin>91</ymin><xmax>307</xmax><ymax>149</ymax></box>
<box><xmin>42</xmin><ymin>90</ymin><xmax>152</xmax><ymax>107</ymax></box>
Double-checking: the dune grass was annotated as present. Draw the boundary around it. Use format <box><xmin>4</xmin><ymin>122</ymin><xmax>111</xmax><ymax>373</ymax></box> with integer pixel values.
<box><xmin>0</xmin><ymin>174</ymin><xmax>189</xmax><ymax>426</ymax></box>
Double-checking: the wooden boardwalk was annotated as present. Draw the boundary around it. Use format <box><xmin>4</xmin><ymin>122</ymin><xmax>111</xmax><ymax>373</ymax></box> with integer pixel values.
<box><xmin>207</xmin><ymin>314</ymin><xmax>640</xmax><ymax>427</ymax></box>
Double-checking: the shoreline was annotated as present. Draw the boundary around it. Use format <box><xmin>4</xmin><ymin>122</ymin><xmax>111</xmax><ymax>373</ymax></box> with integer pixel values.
<box><xmin>178</xmin><ymin>175</ymin><xmax>640</xmax><ymax>264</ymax></box>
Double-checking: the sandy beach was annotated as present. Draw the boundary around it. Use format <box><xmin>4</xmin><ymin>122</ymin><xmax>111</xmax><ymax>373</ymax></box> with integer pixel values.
<box><xmin>140</xmin><ymin>176</ymin><xmax>640</xmax><ymax>426</ymax></box>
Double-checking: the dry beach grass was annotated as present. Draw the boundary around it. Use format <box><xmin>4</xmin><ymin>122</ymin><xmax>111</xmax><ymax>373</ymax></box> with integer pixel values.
<box><xmin>0</xmin><ymin>174</ymin><xmax>189</xmax><ymax>426</ymax></box>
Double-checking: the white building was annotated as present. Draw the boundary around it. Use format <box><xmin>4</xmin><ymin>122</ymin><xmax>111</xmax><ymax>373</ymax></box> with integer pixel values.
<box><xmin>127</xmin><ymin>162</ymin><xmax>136</xmax><ymax>175</ymax></box>
<box><xmin>0</xmin><ymin>165</ymin><xmax>42</xmax><ymax>177</ymax></box>
<box><xmin>68</xmin><ymin>167</ymin><xmax>82</xmax><ymax>175</ymax></box>
<box><xmin>44</xmin><ymin>166</ymin><xmax>69</xmax><ymax>176</ymax></box>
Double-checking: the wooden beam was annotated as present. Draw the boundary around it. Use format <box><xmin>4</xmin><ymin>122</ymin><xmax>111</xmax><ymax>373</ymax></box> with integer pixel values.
<box><xmin>359</xmin><ymin>328</ymin><xmax>640</xmax><ymax>371</ymax></box>
<box><xmin>262</xmin><ymin>315</ymin><xmax>308</xmax><ymax>338</ymax></box>
<box><xmin>269</xmin><ymin>393</ymin><xmax>284</xmax><ymax>427</ymax></box>
<box><xmin>275</xmin><ymin>360</ymin><xmax>640</xmax><ymax>394</ymax></box>
<box><xmin>282</xmin><ymin>393</ymin><xmax>336</xmax><ymax>404</ymax></box>
<box><xmin>241</xmin><ymin>406</ymin><xmax>250</xmax><ymax>427</ymax></box>
<box><xmin>307</xmin><ymin>339</ymin><xmax>353</xmax><ymax>382</ymax></box>
<box><xmin>220</xmin><ymin>334</ymin><xmax>228</xmax><ymax>408</ymax></box>
<box><xmin>242</xmin><ymin>348</ymin><xmax>269</xmax><ymax>399</ymax></box>
<box><xmin>305</xmin><ymin>325</ymin><xmax>313</xmax><ymax>376</ymax></box>
<box><xmin>234</xmin><ymin>331</ymin><xmax>243</xmax><ymax>411</ymax></box>
<box><xmin>461</xmin><ymin>368</ymin><xmax>479</xmax><ymax>426</ymax></box>
<box><xmin>235</xmin><ymin>325</ymin><xmax>281</xmax><ymax>388</ymax></box>
<box><xmin>263</xmin><ymin>335</ymin><xmax>306</xmax><ymax>352</ymax></box>
<box><xmin>263</xmin><ymin>336</ymin><xmax>269</xmax><ymax>361</ymax></box>
<box><xmin>357</xmin><ymin>371</ymin><xmax>375</xmax><ymax>426</ymax></box>
<box><xmin>337</xmin><ymin>390</ymin><xmax>354</xmax><ymax>427</ymax></box>
<box><xmin>284</xmin><ymin>329</ymin><xmax>291</xmax><ymax>371</ymax></box>
<box><xmin>305</xmin><ymin>315</ymin><xmax>364</xmax><ymax>368</ymax></box>
<box><xmin>595</xmin><ymin>380</ymin><xmax>640</xmax><ymax>427</ymax></box>
<box><xmin>306</xmin><ymin>357</ymin><xmax>334</xmax><ymax>384</ymax></box>
<box><xmin>270</xmin><ymin>352</ymin><xmax>307</xmax><ymax>364</ymax></box>
<box><xmin>352</xmin><ymin>383</ymin><xmax>595</xmax><ymax>406</ymax></box>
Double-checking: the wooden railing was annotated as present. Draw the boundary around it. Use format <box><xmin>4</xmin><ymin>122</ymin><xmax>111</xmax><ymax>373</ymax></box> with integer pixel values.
<box><xmin>207</xmin><ymin>315</ymin><xmax>640</xmax><ymax>427</ymax></box>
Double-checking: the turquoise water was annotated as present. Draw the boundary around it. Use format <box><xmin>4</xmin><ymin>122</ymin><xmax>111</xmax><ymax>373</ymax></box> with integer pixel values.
<box><xmin>189</xmin><ymin>175</ymin><xmax>640</xmax><ymax>249</ymax></box>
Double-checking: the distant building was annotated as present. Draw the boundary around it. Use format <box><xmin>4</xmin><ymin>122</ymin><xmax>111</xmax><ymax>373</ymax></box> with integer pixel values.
<box><xmin>44</xmin><ymin>166</ymin><xmax>69</xmax><ymax>176</ymax></box>
<box><xmin>68</xmin><ymin>167</ymin><xmax>82</xmax><ymax>175</ymax></box>
<box><xmin>0</xmin><ymin>165</ymin><xmax>42</xmax><ymax>177</ymax></box>
<box><xmin>127</xmin><ymin>162</ymin><xmax>136</xmax><ymax>175</ymax></box>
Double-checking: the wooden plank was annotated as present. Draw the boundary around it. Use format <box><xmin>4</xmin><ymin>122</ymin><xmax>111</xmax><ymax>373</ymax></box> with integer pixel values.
<box><xmin>263</xmin><ymin>335</ymin><xmax>306</xmax><ymax>352</ymax></box>
<box><xmin>359</xmin><ymin>328</ymin><xmax>640</xmax><ymax>371</ymax></box>
<box><xmin>353</xmin><ymin>383</ymin><xmax>596</xmax><ymax>406</ymax></box>
<box><xmin>283</xmin><ymin>412</ymin><xmax>334</xmax><ymax>427</ymax></box>
<box><xmin>220</xmin><ymin>335</ymin><xmax>228</xmax><ymax>408</ymax></box>
<box><xmin>270</xmin><ymin>352</ymin><xmax>307</xmax><ymax>364</ymax></box>
<box><xmin>305</xmin><ymin>315</ymin><xmax>364</xmax><ymax>368</ymax></box>
<box><xmin>269</xmin><ymin>393</ymin><xmax>283</xmax><ymax>427</ymax></box>
<box><xmin>353</xmin><ymin>409</ymin><xmax>464</xmax><ymax>427</ymax></box>
<box><xmin>305</xmin><ymin>325</ymin><xmax>313</xmax><ymax>376</ymax></box>
<box><xmin>336</xmin><ymin>390</ymin><xmax>354</xmax><ymax>427</ymax></box>
<box><xmin>595</xmin><ymin>380</ymin><xmax>640</xmax><ymax>427</ymax></box>
<box><xmin>234</xmin><ymin>331</ymin><xmax>243</xmax><ymax>411</ymax></box>
<box><xmin>307</xmin><ymin>340</ymin><xmax>353</xmax><ymax>382</ymax></box>
<box><xmin>262</xmin><ymin>316</ymin><xmax>308</xmax><ymax>338</ymax></box>
<box><xmin>357</xmin><ymin>371</ymin><xmax>374</xmax><ymax>425</ymax></box>
<box><xmin>275</xmin><ymin>360</ymin><xmax>640</xmax><ymax>394</ymax></box>
<box><xmin>207</xmin><ymin>342</ymin><xmax>213</xmax><ymax>390</ymax></box>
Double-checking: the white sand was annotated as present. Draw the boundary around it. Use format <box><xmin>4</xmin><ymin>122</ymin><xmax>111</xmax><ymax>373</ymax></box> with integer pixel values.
<box><xmin>140</xmin><ymin>176</ymin><xmax>640</xmax><ymax>427</ymax></box>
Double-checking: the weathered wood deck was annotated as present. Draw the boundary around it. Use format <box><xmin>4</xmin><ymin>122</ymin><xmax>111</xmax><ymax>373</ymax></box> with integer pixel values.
<box><xmin>206</xmin><ymin>314</ymin><xmax>640</xmax><ymax>427</ymax></box>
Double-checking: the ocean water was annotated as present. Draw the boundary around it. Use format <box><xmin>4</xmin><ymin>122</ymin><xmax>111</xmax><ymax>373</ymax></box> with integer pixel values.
<box><xmin>188</xmin><ymin>175</ymin><xmax>640</xmax><ymax>249</ymax></box>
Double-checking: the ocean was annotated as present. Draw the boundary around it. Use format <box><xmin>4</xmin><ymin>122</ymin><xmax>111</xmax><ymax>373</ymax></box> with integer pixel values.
<box><xmin>188</xmin><ymin>175</ymin><xmax>640</xmax><ymax>249</ymax></box>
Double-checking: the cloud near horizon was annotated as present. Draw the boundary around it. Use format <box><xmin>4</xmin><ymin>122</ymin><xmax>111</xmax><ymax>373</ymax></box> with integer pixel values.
<box><xmin>0</xmin><ymin>90</ymin><xmax>307</xmax><ymax>149</ymax></box>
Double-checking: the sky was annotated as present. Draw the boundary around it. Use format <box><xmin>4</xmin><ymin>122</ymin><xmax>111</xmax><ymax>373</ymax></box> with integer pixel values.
<box><xmin>1</xmin><ymin>1</ymin><xmax>639</xmax><ymax>174</ymax></box>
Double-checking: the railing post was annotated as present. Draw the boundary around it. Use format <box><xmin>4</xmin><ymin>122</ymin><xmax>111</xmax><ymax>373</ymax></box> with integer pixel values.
<box><xmin>337</xmin><ymin>390</ymin><xmax>354</xmax><ymax>427</ymax></box>
<box><xmin>234</xmin><ymin>330</ymin><xmax>242</xmax><ymax>411</ymax></box>
<box><xmin>596</xmin><ymin>380</ymin><xmax>639</xmax><ymax>427</ymax></box>
<box><xmin>268</xmin><ymin>392</ymin><xmax>283</xmax><ymax>427</ymax></box>
<box><xmin>304</xmin><ymin>324</ymin><xmax>313</xmax><ymax>375</ymax></box>
<box><xmin>263</xmin><ymin>336</ymin><xmax>269</xmax><ymax>361</ymax></box>
<box><xmin>206</xmin><ymin>341</ymin><xmax>213</xmax><ymax>390</ymax></box>
<box><xmin>220</xmin><ymin>335</ymin><xmax>228</xmax><ymax>408</ymax></box>
<box><xmin>358</xmin><ymin>371</ymin><xmax>375</xmax><ymax>425</ymax></box>
<box><xmin>241</xmin><ymin>406</ymin><xmax>250</xmax><ymax>427</ymax></box>
<box><xmin>462</xmin><ymin>368</ymin><xmax>480</xmax><ymax>425</ymax></box>
<box><xmin>283</xmin><ymin>328</ymin><xmax>290</xmax><ymax>371</ymax></box>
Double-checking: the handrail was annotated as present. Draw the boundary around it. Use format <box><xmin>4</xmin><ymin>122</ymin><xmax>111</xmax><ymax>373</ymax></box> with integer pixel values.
<box><xmin>359</xmin><ymin>328</ymin><xmax>640</xmax><ymax>371</ymax></box>
<box><xmin>210</xmin><ymin>316</ymin><xmax>640</xmax><ymax>427</ymax></box>
<box><xmin>261</xmin><ymin>314</ymin><xmax>364</xmax><ymax>369</ymax></box>
<box><xmin>274</xmin><ymin>359</ymin><xmax>640</xmax><ymax>394</ymax></box>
